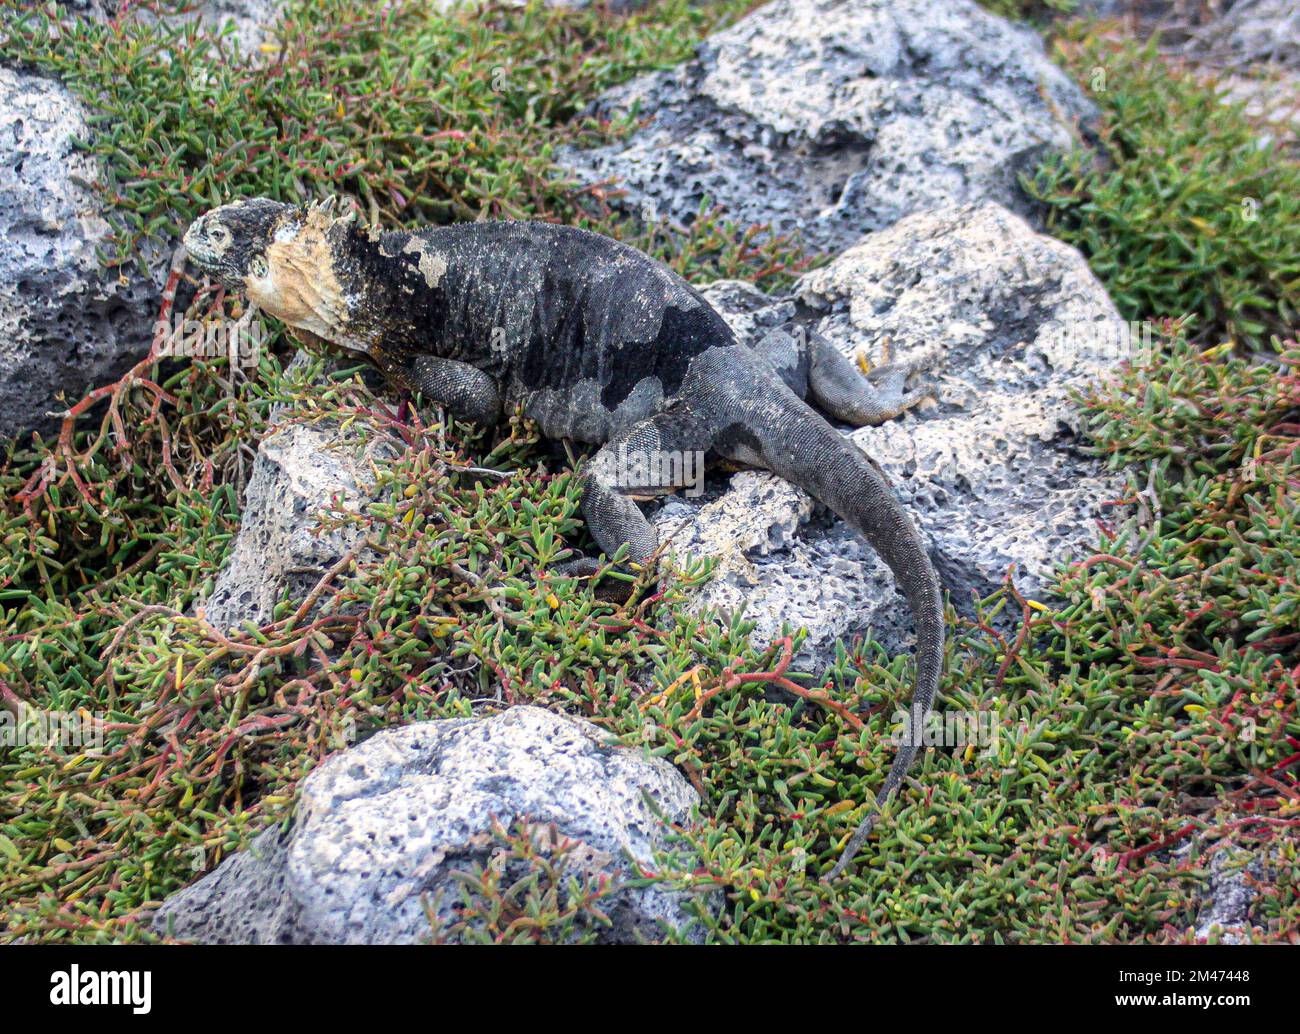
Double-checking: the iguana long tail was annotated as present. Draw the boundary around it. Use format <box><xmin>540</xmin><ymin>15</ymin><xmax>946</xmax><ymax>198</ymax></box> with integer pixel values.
<box><xmin>712</xmin><ymin>368</ymin><xmax>945</xmax><ymax>880</ymax></box>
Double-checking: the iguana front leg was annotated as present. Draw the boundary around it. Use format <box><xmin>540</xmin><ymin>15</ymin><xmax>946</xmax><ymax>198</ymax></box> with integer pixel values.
<box><xmin>285</xmin><ymin>329</ymin><xmax>501</xmax><ymax>427</ymax></box>
<box><xmin>388</xmin><ymin>353</ymin><xmax>502</xmax><ymax>427</ymax></box>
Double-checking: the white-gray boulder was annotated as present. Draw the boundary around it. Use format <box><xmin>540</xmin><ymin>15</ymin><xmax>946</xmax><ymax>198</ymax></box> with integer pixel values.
<box><xmin>60</xmin><ymin>0</ymin><xmax>283</xmax><ymax>53</ymax></box>
<box><xmin>559</xmin><ymin>0</ymin><xmax>1097</xmax><ymax>251</ymax></box>
<box><xmin>656</xmin><ymin>202</ymin><xmax>1130</xmax><ymax>667</ymax></box>
<box><xmin>1181</xmin><ymin>0</ymin><xmax>1300</xmax><ymax>69</ymax></box>
<box><xmin>200</xmin><ymin>412</ymin><xmax>394</xmax><ymax>633</ymax></box>
<box><xmin>0</xmin><ymin>66</ymin><xmax>161</xmax><ymax>441</ymax></box>
<box><xmin>1193</xmin><ymin>844</ymin><xmax>1268</xmax><ymax>944</ymax></box>
<box><xmin>152</xmin><ymin>707</ymin><xmax>711</xmax><ymax>944</ymax></box>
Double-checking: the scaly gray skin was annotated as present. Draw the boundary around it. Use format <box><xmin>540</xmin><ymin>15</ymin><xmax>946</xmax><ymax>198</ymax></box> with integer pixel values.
<box><xmin>183</xmin><ymin>197</ymin><xmax>945</xmax><ymax>879</ymax></box>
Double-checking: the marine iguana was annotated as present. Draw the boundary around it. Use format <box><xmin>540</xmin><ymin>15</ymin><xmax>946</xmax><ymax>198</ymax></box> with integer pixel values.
<box><xmin>182</xmin><ymin>196</ymin><xmax>945</xmax><ymax>879</ymax></box>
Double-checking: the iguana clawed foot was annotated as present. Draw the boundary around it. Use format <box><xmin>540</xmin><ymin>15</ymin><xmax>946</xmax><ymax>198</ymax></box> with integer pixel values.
<box><xmin>855</xmin><ymin>342</ymin><xmax>942</xmax><ymax>420</ymax></box>
<box><xmin>750</xmin><ymin>323</ymin><xmax>940</xmax><ymax>427</ymax></box>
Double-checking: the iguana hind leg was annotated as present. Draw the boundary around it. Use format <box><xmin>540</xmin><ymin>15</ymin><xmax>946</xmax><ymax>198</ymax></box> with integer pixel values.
<box><xmin>558</xmin><ymin>407</ymin><xmax>714</xmax><ymax>579</ymax></box>
<box><xmin>747</xmin><ymin>324</ymin><xmax>812</xmax><ymax>398</ymax></box>
<box><xmin>747</xmin><ymin>324</ymin><xmax>936</xmax><ymax>426</ymax></box>
<box><xmin>807</xmin><ymin>331</ymin><xmax>937</xmax><ymax>426</ymax></box>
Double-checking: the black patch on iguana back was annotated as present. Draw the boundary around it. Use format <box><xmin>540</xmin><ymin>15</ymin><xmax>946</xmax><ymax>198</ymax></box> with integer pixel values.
<box><xmin>595</xmin><ymin>303</ymin><xmax>732</xmax><ymax>411</ymax></box>
<box><xmin>502</xmin><ymin>230</ymin><xmax>737</xmax><ymax>409</ymax></box>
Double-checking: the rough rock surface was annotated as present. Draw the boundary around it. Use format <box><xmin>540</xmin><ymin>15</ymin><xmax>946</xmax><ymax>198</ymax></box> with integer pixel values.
<box><xmin>178</xmin><ymin>0</ymin><xmax>283</xmax><ymax>52</ymax></box>
<box><xmin>658</xmin><ymin>469</ymin><xmax>813</xmax><ymax>561</ymax></box>
<box><xmin>201</xmin><ymin>391</ymin><xmax>395</xmax><ymax>632</ymax></box>
<box><xmin>559</xmin><ymin>0</ymin><xmax>1096</xmax><ymax>252</ymax></box>
<box><xmin>1087</xmin><ymin>0</ymin><xmax>1300</xmax><ymax>143</ymax></box>
<box><xmin>1186</xmin><ymin>0</ymin><xmax>1300</xmax><ymax>144</ymax></box>
<box><xmin>654</xmin><ymin>202</ymin><xmax>1129</xmax><ymax>667</ymax></box>
<box><xmin>1172</xmin><ymin>824</ymin><xmax>1278</xmax><ymax>943</ymax></box>
<box><xmin>60</xmin><ymin>0</ymin><xmax>283</xmax><ymax>52</ymax></box>
<box><xmin>1083</xmin><ymin>0</ymin><xmax>1299</xmax><ymax>70</ymax></box>
<box><xmin>153</xmin><ymin>706</ymin><xmax>710</xmax><ymax>944</ymax></box>
<box><xmin>1178</xmin><ymin>0</ymin><xmax>1300</xmax><ymax>68</ymax></box>
<box><xmin>0</xmin><ymin>66</ymin><xmax>161</xmax><ymax>441</ymax></box>
<box><xmin>201</xmin><ymin>422</ymin><xmax>391</xmax><ymax>633</ymax></box>
<box><xmin>1192</xmin><ymin>846</ymin><xmax>1266</xmax><ymax>943</ymax></box>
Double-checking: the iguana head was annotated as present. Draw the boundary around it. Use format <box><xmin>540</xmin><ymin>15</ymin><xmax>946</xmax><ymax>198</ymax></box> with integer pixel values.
<box><xmin>183</xmin><ymin>197</ymin><xmax>358</xmax><ymax>343</ymax></box>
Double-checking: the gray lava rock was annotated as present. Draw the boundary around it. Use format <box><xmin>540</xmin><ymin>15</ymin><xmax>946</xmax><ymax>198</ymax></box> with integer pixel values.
<box><xmin>1193</xmin><ymin>846</ymin><xmax>1266</xmax><ymax>944</ymax></box>
<box><xmin>655</xmin><ymin>202</ymin><xmax>1130</xmax><ymax>668</ymax></box>
<box><xmin>1173</xmin><ymin>823</ymin><xmax>1279</xmax><ymax>944</ymax></box>
<box><xmin>201</xmin><ymin>405</ymin><xmax>396</xmax><ymax>633</ymax></box>
<box><xmin>1186</xmin><ymin>0</ymin><xmax>1300</xmax><ymax>144</ymax></box>
<box><xmin>657</xmin><ymin>469</ymin><xmax>813</xmax><ymax>560</ymax></box>
<box><xmin>183</xmin><ymin>0</ymin><xmax>283</xmax><ymax>52</ymax></box>
<box><xmin>153</xmin><ymin>706</ymin><xmax>711</xmax><ymax>944</ymax></box>
<box><xmin>559</xmin><ymin>0</ymin><xmax>1096</xmax><ymax>252</ymax></box>
<box><xmin>60</xmin><ymin>0</ymin><xmax>284</xmax><ymax>52</ymax></box>
<box><xmin>0</xmin><ymin>66</ymin><xmax>161</xmax><ymax>442</ymax></box>
<box><xmin>1184</xmin><ymin>0</ymin><xmax>1300</xmax><ymax>69</ymax></box>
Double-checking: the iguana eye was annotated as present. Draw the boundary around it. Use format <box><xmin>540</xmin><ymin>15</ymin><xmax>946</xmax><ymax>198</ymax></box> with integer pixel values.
<box><xmin>209</xmin><ymin>224</ymin><xmax>231</xmax><ymax>248</ymax></box>
<box><xmin>249</xmin><ymin>255</ymin><xmax>269</xmax><ymax>279</ymax></box>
